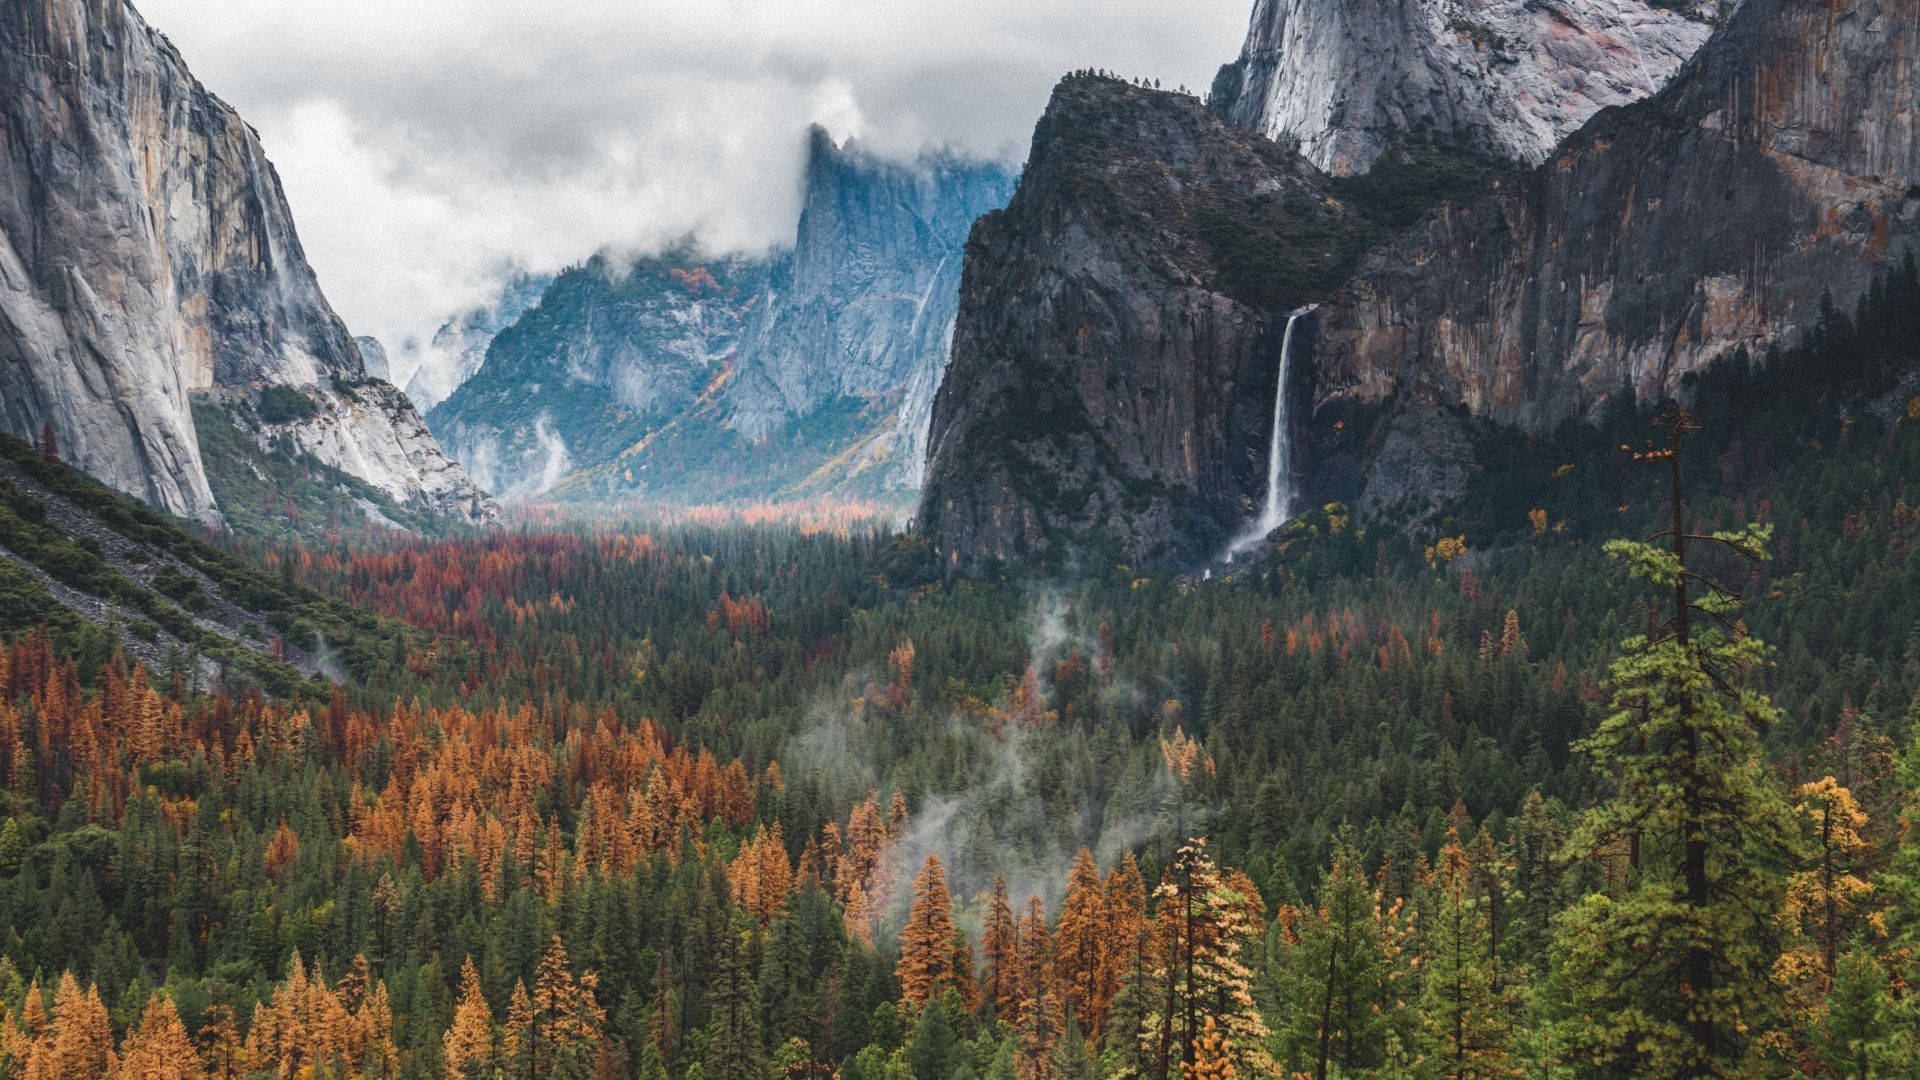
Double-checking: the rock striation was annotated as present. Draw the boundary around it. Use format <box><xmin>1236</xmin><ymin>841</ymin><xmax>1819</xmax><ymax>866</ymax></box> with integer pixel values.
<box><xmin>0</xmin><ymin>0</ymin><xmax>494</xmax><ymax>528</ymax></box>
<box><xmin>1208</xmin><ymin>0</ymin><xmax>1717</xmax><ymax>175</ymax></box>
<box><xmin>430</xmin><ymin>130</ymin><xmax>1014</xmax><ymax>505</ymax></box>
<box><xmin>917</xmin><ymin>77</ymin><xmax>1375</xmax><ymax>570</ymax></box>
<box><xmin>1312</xmin><ymin>0</ymin><xmax>1920</xmax><ymax>454</ymax></box>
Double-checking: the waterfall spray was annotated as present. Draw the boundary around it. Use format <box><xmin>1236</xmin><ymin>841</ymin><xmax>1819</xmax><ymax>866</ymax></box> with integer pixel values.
<box><xmin>1229</xmin><ymin>307</ymin><xmax>1310</xmax><ymax>557</ymax></box>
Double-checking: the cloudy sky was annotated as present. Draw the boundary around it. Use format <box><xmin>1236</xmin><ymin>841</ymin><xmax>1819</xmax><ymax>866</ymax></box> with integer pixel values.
<box><xmin>141</xmin><ymin>0</ymin><xmax>1251</xmax><ymax>356</ymax></box>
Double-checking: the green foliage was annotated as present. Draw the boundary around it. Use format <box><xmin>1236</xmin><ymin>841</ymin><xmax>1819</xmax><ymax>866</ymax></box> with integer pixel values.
<box><xmin>1544</xmin><ymin>514</ymin><xmax>1795</xmax><ymax>1075</ymax></box>
<box><xmin>256</xmin><ymin>384</ymin><xmax>319</xmax><ymax>424</ymax></box>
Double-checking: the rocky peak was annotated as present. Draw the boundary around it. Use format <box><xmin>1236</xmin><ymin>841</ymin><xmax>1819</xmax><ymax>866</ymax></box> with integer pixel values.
<box><xmin>727</xmin><ymin>127</ymin><xmax>1016</xmax><ymax>477</ymax></box>
<box><xmin>0</xmin><ymin>0</ymin><xmax>494</xmax><ymax>529</ymax></box>
<box><xmin>1208</xmin><ymin>0</ymin><xmax>1717</xmax><ymax>175</ymax></box>
<box><xmin>917</xmin><ymin>76</ymin><xmax>1378</xmax><ymax>570</ymax></box>
<box><xmin>1310</xmin><ymin>0</ymin><xmax>1920</xmax><ymax>482</ymax></box>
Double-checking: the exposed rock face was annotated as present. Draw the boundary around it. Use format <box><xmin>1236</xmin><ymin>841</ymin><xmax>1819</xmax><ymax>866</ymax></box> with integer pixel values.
<box><xmin>354</xmin><ymin>337</ymin><xmax>392</xmax><ymax>382</ymax></box>
<box><xmin>729</xmin><ymin>128</ymin><xmax>1016</xmax><ymax>488</ymax></box>
<box><xmin>403</xmin><ymin>271</ymin><xmax>551</xmax><ymax>411</ymax></box>
<box><xmin>0</xmin><ymin>0</ymin><xmax>494</xmax><ymax>527</ymax></box>
<box><xmin>430</xmin><ymin>131</ymin><xmax>1013</xmax><ymax>505</ymax></box>
<box><xmin>429</xmin><ymin>249</ymin><xmax>774</xmax><ymax>501</ymax></box>
<box><xmin>1208</xmin><ymin>0</ymin><xmax>1716</xmax><ymax>175</ymax></box>
<box><xmin>1312</xmin><ymin>0</ymin><xmax>1920</xmax><ymax>465</ymax></box>
<box><xmin>917</xmin><ymin>78</ymin><xmax>1375</xmax><ymax>570</ymax></box>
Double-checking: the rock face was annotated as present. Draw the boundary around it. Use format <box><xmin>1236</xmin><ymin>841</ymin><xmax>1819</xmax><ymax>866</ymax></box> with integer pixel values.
<box><xmin>430</xmin><ymin>248</ymin><xmax>775</xmax><ymax>501</ymax></box>
<box><xmin>0</xmin><ymin>0</ymin><xmax>494</xmax><ymax>528</ymax></box>
<box><xmin>917</xmin><ymin>77</ymin><xmax>1384</xmax><ymax>570</ymax></box>
<box><xmin>402</xmin><ymin>271</ymin><xmax>551</xmax><ymax>411</ymax></box>
<box><xmin>1208</xmin><ymin>0</ymin><xmax>1716</xmax><ymax>175</ymax></box>
<box><xmin>430</xmin><ymin>131</ymin><xmax>1013</xmax><ymax>505</ymax></box>
<box><xmin>1312</xmin><ymin>0</ymin><xmax>1920</xmax><ymax>476</ymax></box>
<box><xmin>729</xmin><ymin>127</ymin><xmax>1016</xmax><ymax>488</ymax></box>
<box><xmin>354</xmin><ymin>337</ymin><xmax>392</xmax><ymax>382</ymax></box>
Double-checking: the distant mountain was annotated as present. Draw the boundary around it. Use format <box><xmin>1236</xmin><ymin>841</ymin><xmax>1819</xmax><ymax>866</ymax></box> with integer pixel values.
<box><xmin>429</xmin><ymin>130</ymin><xmax>1014</xmax><ymax>506</ymax></box>
<box><xmin>0</xmin><ymin>0</ymin><xmax>495</xmax><ymax>535</ymax></box>
<box><xmin>402</xmin><ymin>271</ymin><xmax>553</xmax><ymax>412</ymax></box>
<box><xmin>1208</xmin><ymin>0</ymin><xmax>1717</xmax><ymax>175</ymax></box>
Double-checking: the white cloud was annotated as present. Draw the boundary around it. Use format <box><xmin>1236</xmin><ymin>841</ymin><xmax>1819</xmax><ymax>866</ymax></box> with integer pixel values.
<box><xmin>140</xmin><ymin>0</ymin><xmax>1250</xmax><ymax>350</ymax></box>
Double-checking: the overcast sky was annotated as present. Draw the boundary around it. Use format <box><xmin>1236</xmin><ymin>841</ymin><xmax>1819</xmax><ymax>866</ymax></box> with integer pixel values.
<box><xmin>141</xmin><ymin>0</ymin><xmax>1252</xmax><ymax>354</ymax></box>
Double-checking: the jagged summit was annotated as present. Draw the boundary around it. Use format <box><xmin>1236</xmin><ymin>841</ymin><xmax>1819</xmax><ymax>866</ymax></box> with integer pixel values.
<box><xmin>429</xmin><ymin>127</ymin><xmax>1014</xmax><ymax>505</ymax></box>
<box><xmin>1208</xmin><ymin>0</ymin><xmax>1717</xmax><ymax>175</ymax></box>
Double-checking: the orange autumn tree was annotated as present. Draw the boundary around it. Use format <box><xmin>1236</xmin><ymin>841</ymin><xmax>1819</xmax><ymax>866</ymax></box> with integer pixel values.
<box><xmin>981</xmin><ymin>876</ymin><xmax>1020</xmax><ymax>1020</ymax></box>
<box><xmin>445</xmin><ymin>958</ymin><xmax>497</xmax><ymax>1079</ymax></box>
<box><xmin>1054</xmin><ymin>848</ymin><xmax>1107</xmax><ymax>1034</ymax></box>
<box><xmin>114</xmin><ymin>994</ymin><xmax>200</xmax><ymax>1079</ymax></box>
<box><xmin>897</xmin><ymin>854</ymin><xmax>973</xmax><ymax>1012</ymax></box>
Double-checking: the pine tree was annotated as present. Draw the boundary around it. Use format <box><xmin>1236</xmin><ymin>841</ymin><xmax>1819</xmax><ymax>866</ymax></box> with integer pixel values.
<box><xmin>114</xmin><ymin>993</ymin><xmax>199</xmax><ymax>1079</ymax></box>
<box><xmin>982</xmin><ymin>875</ymin><xmax>1020</xmax><ymax>1021</ymax></box>
<box><xmin>1418</xmin><ymin>824</ymin><xmax>1515</xmax><ymax>1078</ymax></box>
<box><xmin>507</xmin><ymin>936</ymin><xmax>606</xmax><ymax>1080</ymax></box>
<box><xmin>445</xmin><ymin>958</ymin><xmax>497</xmax><ymax>1080</ymax></box>
<box><xmin>1054</xmin><ymin>848</ymin><xmax>1106</xmax><ymax>1032</ymax></box>
<box><xmin>1547</xmin><ymin>415</ymin><xmax>1795</xmax><ymax>1076</ymax></box>
<box><xmin>1142</xmin><ymin>839</ymin><xmax>1271</xmax><ymax>1079</ymax></box>
<box><xmin>1276</xmin><ymin>840</ymin><xmax>1391</xmax><ymax>1079</ymax></box>
<box><xmin>47</xmin><ymin>975</ymin><xmax>112</xmax><ymax>1080</ymax></box>
<box><xmin>702</xmin><ymin>917</ymin><xmax>767</xmax><ymax>1080</ymax></box>
<box><xmin>897</xmin><ymin>854</ymin><xmax>969</xmax><ymax>1012</ymax></box>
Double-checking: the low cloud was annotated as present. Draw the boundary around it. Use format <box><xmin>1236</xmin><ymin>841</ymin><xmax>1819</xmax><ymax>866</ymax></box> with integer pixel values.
<box><xmin>141</xmin><ymin>0</ymin><xmax>1249</xmax><ymax>351</ymax></box>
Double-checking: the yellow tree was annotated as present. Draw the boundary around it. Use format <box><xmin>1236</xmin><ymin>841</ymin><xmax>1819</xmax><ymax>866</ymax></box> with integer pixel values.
<box><xmin>1054</xmin><ymin>848</ymin><xmax>1106</xmax><ymax>1032</ymax></box>
<box><xmin>1772</xmin><ymin>776</ymin><xmax>1878</xmax><ymax>1060</ymax></box>
<box><xmin>445</xmin><ymin>958</ymin><xmax>497</xmax><ymax>1079</ymax></box>
<box><xmin>898</xmin><ymin>854</ymin><xmax>970</xmax><ymax>1011</ymax></box>
<box><xmin>113</xmin><ymin>993</ymin><xmax>199</xmax><ymax>1079</ymax></box>
<box><xmin>47</xmin><ymin>975</ymin><xmax>112</xmax><ymax>1080</ymax></box>
<box><xmin>1144</xmin><ymin>840</ymin><xmax>1271</xmax><ymax>1080</ymax></box>
<box><xmin>507</xmin><ymin>936</ymin><xmax>606</xmax><ymax>1079</ymax></box>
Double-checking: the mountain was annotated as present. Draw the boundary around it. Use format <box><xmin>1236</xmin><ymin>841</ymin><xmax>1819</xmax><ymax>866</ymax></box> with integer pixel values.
<box><xmin>726</xmin><ymin>127</ymin><xmax>1019</xmax><ymax>490</ymax></box>
<box><xmin>0</xmin><ymin>430</ymin><xmax>419</xmax><ymax>698</ymax></box>
<box><xmin>919</xmin><ymin>0</ymin><xmax>1916</xmax><ymax>571</ymax></box>
<box><xmin>429</xmin><ymin>247</ymin><xmax>776</xmax><ymax>501</ymax></box>
<box><xmin>915</xmin><ymin>75</ymin><xmax>1506</xmax><ymax>570</ymax></box>
<box><xmin>429</xmin><ymin>130</ymin><xmax>1014</xmax><ymax>506</ymax></box>
<box><xmin>1208</xmin><ymin>0</ymin><xmax>1718</xmax><ymax>175</ymax></box>
<box><xmin>401</xmin><ymin>270</ymin><xmax>552</xmax><ymax>411</ymax></box>
<box><xmin>354</xmin><ymin>337</ymin><xmax>392</xmax><ymax>382</ymax></box>
<box><xmin>0</xmin><ymin>0</ymin><xmax>494</xmax><ymax>532</ymax></box>
<box><xmin>1310</xmin><ymin>0</ymin><xmax>1919</xmax><ymax>513</ymax></box>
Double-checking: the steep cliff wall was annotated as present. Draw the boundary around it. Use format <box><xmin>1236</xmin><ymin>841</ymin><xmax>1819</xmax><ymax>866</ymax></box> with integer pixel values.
<box><xmin>0</xmin><ymin>0</ymin><xmax>494</xmax><ymax>528</ymax></box>
<box><xmin>917</xmin><ymin>77</ymin><xmax>1390</xmax><ymax>570</ymax></box>
<box><xmin>1208</xmin><ymin>0</ymin><xmax>1716</xmax><ymax>175</ymax></box>
<box><xmin>728</xmin><ymin>128</ymin><xmax>1016</xmax><ymax>489</ymax></box>
<box><xmin>1312</xmin><ymin>0</ymin><xmax>1920</xmax><ymax>453</ymax></box>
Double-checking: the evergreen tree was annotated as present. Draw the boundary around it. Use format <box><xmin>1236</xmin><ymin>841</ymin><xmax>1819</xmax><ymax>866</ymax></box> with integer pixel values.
<box><xmin>1417</xmin><ymin>824</ymin><xmax>1514</xmax><ymax>1078</ymax></box>
<box><xmin>1547</xmin><ymin>415</ymin><xmax>1795</xmax><ymax>1077</ymax></box>
<box><xmin>898</xmin><ymin>855</ymin><xmax>970</xmax><ymax>1012</ymax></box>
<box><xmin>1275</xmin><ymin>839</ymin><xmax>1391</xmax><ymax>1079</ymax></box>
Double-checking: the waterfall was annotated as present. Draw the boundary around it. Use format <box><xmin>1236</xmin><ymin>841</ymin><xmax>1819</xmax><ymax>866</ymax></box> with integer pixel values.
<box><xmin>1229</xmin><ymin>308</ymin><xmax>1307</xmax><ymax>557</ymax></box>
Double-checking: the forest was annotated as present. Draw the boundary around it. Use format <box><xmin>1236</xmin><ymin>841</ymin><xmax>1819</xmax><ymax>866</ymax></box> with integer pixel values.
<box><xmin>0</xmin><ymin>258</ymin><xmax>1915</xmax><ymax>1079</ymax></box>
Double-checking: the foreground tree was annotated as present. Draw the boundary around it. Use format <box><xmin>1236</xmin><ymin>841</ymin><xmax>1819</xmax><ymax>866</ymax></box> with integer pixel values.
<box><xmin>1546</xmin><ymin>414</ymin><xmax>1795</xmax><ymax>1076</ymax></box>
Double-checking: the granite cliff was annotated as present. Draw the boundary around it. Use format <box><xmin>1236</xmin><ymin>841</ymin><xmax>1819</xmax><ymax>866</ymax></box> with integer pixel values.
<box><xmin>921</xmin><ymin>0</ymin><xmax>1914</xmax><ymax>571</ymax></box>
<box><xmin>0</xmin><ymin>0</ymin><xmax>495</xmax><ymax>530</ymax></box>
<box><xmin>1312</xmin><ymin>0</ymin><xmax>1919</xmax><ymax>509</ymax></box>
<box><xmin>430</xmin><ymin>131</ymin><xmax>1013</xmax><ymax>505</ymax></box>
<box><xmin>1208</xmin><ymin>0</ymin><xmax>1717</xmax><ymax>175</ymax></box>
